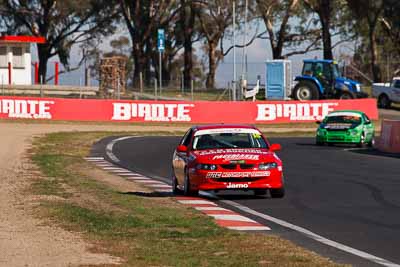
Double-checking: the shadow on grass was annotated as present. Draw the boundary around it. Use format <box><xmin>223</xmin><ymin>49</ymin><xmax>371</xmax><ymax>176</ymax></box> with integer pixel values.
<box><xmin>120</xmin><ymin>191</ymin><xmax>173</xmax><ymax>197</ymax></box>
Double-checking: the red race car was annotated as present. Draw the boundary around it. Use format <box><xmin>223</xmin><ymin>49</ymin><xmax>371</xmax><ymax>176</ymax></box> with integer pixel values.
<box><xmin>171</xmin><ymin>124</ymin><xmax>285</xmax><ymax>197</ymax></box>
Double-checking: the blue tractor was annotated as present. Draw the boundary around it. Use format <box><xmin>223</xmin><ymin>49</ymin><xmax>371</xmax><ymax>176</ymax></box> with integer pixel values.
<box><xmin>293</xmin><ymin>59</ymin><xmax>368</xmax><ymax>100</ymax></box>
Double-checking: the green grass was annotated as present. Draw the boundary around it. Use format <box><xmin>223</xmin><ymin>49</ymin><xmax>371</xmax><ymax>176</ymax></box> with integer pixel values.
<box><xmin>29</xmin><ymin>131</ymin><xmax>347</xmax><ymax>267</ymax></box>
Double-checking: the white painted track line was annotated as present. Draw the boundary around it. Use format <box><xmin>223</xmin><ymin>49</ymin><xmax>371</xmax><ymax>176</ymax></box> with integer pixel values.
<box><xmin>125</xmin><ymin>177</ymin><xmax>151</xmax><ymax>180</ymax></box>
<box><xmin>209</xmin><ymin>214</ymin><xmax>255</xmax><ymax>222</ymax></box>
<box><xmin>147</xmin><ymin>184</ymin><xmax>171</xmax><ymax>188</ymax></box>
<box><xmin>222</xmin><ymin>200</ymin><xmax>400</xmax><ymax>267</ymax></box>
<box><xmin>228</xmin><ymin>226</ymin><xmax>271</xmax><ymax>231</ymax></box>
<box><xmin>178</xmin><ymin>200</ymin><xmax>217</xmax><ymax>205</ymax></box>
<box><xmin>154</xmin><ymin>189</ymin><xmax>172</xmax><ymax>192</ymax></box>
<box><xmin>135</xmin><ymin>180</ymin><xmax>165</xmax><ymax>184</ymax></box>
<box><xmin>195</xmin><ymin>207</ymin><xmax>229</xmax><ymax>211</ymax></box>
<box><xmin>118</xmin><ymin>173</ymin><xmax>140</xmax><ymax>176</ymax></box>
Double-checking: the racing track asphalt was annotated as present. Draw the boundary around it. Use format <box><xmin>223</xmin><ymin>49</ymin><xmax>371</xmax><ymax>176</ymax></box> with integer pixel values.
<box><xmin>91</xmin><ymin>136</ymin><xmax>400</xmax><ymax>267</ymax></box>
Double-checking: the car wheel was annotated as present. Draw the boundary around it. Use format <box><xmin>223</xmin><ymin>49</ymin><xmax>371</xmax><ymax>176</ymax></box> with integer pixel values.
<box><xmin>254</xmin><ymin>189</ymin><xmax>267</xmax><ymax>196</ymax></box>
<box><xmin>367</xmin><ymin>136</ymin><xmax>375</xmax><ymax>148</ymax></box>
<box><xmin>184</xmin><ymin>172</ymin><xmax>198</xmax><ymax>196</ymax></box>
<box><xmin>378</xmin><ymin>94</ymin><xmax>391</xmax><ymax>109</ymax></box>
<box><xmin>172</xmin><ymin>171</ymin><xmax>183</xmax><ymax>195</ymax></box>
<box><xmin>270</xmin><ymin>188</ymin><xmax>285</xmax><ymax>198</ymax></box>
<box><xmin>316</xmin><ymin>139</ymin><xmax>324</xmax><ymax>146</ymax></box>
<box><xmin>293</xmin><ymin>81</ymin><xmax>319</xmax><ymax>101</ymax></box>
<box><xmin>358</xmin><ymin>132</ymin><xmax>366</xmax><ymax>148</ymax></box>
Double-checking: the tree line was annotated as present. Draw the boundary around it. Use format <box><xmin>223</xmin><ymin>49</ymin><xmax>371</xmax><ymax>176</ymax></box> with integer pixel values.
<box><xmin>0</xmin><ymin>0</ymin><xmax>399</xmax><ymax>88</ymax></box>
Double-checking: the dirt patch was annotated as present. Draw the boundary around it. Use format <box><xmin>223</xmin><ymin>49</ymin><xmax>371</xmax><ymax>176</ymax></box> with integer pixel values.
<box><xmin>0</xmin><ymin>122</ymin><xmax>168</xmax><ymax>267</ymax></box>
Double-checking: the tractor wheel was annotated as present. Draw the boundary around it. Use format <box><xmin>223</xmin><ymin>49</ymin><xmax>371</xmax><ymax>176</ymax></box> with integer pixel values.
<box><xmin>339</xmin><ymin>91</ymin><xmax>355</xmax><ymax>99</ymax></box>
<box><xmin>293</xmin><ymin>81</ymin><xmax>319</xmax><ymax>101</ymax></box>
<box><xmin>378</xmin><ymin>94</ymin><xmax>391</xmax><ymax>109</ymax></box>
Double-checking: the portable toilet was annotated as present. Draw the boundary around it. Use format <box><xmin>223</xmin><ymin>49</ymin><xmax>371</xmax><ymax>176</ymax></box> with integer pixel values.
<box><xmin>265</xmin><ymin>60</ymin><xmax>292</xmax><ymax>100</ymax></box>
<box><xmin>0</xmin><ymin>35</ymin><xmax>46</xmax><ymax>85</ymax></box>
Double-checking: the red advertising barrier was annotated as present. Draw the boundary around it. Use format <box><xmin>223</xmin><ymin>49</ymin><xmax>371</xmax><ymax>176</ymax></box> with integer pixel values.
<box><xmin>0</xmin><ymin>96</ymin><xmax>378</xmax><ymax>124</ymax></box>
<box><xmin>376</xmin><ymin>120</ymin><xmax>400</xmax><ymax>153</ymax></box>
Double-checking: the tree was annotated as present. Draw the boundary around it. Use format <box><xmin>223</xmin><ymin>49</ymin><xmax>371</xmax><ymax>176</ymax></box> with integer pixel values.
<box><xmin>303</xmin><ymin>0</ymin><xmax>354</xmax><ymax>60</ymax></box>
<box><xmin>0</xmin><ymin>0</ymin><xmax>118</xmax><ymax>83</ymax></box>
<box><xmin>197</xmin><ymin>0</ymin><xmax>234</xmax><ymax>89</ymax></box>
<box><xmin>180</xmin><ymin>0</ymin><xmax>196</xmax><ymax>89</ymax></box>
<box><xmin>347</xmin><ymin>0</ymin><xmax>384</xmax><ymax>82</ymax></box>
<box><xmin>256</xmin><ymin>0</ymin><xmax>322</xmax><ymax>59</ymax></box>
<box><xmin>119</xmin><ymin>0</ymin><xmax>182</xmax><ymax>87</ymax></box>
<box><xmin>381</xmin><ymin>0</ymin><xmax>400</xmax><ymax>56</ymax></box>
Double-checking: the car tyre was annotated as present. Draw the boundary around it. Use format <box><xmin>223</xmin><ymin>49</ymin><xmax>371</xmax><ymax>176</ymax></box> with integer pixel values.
<box><xmin>367</xmin><ymin>137</ymin><xmax>375</xmax><ymax>148</ymax></box>
<box><xmin>378</xmin><ymin>94</ymin><xmax>391</xmax><ymax>109</ymax></box>
<box><xmin>316</xmin><ymin>139</ymin><xmax>324</xmax><ymax>146</ymax></box>
<box><xmin>358</xmin><ymin>132</ymin><xmax>367</xmax><ymax>148</ymax></box>
<box><xmin>293</xmin><ymin>81</ymin><xmax>319</xmax><ymax>101</ymax></box>
<box><xmin>254</xmin><ymin>189</ymin><xmax>267</xmax><ymax>196</ymax></box>
<box><xmin>172</xmin><ymin>171</ymin><xmax>183</xmax><ymax>195</ymax></box>
<box><xmin>270</xmin><ymin>188</ymin><xmax>285</xmax><ymax>198</ymax></box>
<box><xmin>183</xmin><ymin>172</ymin><xmax>198</xmax><ymax>196</ymax></box>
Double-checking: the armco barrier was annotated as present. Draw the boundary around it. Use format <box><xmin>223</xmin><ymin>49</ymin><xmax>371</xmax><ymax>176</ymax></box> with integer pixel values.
<box><xmin>377</xmin><ymin>120</ymin><xmax>400</xmax><ymax>153</ymax></box>
<box><xmin>0</xmin><ymin>96</ymin><xmax>378</xmax><ymax>124</ymax></box>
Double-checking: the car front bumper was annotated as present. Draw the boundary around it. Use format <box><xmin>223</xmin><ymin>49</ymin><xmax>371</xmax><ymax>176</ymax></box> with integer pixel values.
<box><xmin>317</xmin><ymin>131</ymin><xmax>361</xmax><ymax>143</ymax></box>
<box><xmin>188</xmin><ymin>169</ymin><xmax>284</xmax><ymax>191</ymax></box>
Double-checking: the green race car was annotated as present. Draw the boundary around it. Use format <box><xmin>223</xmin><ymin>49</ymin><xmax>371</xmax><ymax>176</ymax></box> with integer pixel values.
<box><xmin>316</xmin><ymin>110</ymin><xmax>375</xmax><ymax>147</ymax></box>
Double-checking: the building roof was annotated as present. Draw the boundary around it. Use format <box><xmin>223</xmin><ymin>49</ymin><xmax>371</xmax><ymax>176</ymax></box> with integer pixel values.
<box><xmin>0</xmin><ymin>35</ymin><xmax>46</xmax><ymax>44</ymax></box>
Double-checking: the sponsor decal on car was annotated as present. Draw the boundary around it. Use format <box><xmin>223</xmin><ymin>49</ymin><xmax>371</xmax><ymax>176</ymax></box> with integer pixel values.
<box><xmin>112</xmin><ymin>103</ymin><xmax>195</xmax><ymax>122</ymax></box>
<box><xmin>324</xmin><ymin>123</ymin><xmax>353</xmax><ymax>130</ymax></box>
<box><xmin>0</xmin><ymin>99</ymin><xmax>54</xmax><ymax>119</ymax></box>
<box><xmin>206</xmin><ymin>171</ymin><xmax>270</xmax><ymax>178</ymax></box>
<box><xmin>256</xmin><ymin>102</ymin><xmax>338</xmax><ymax>121</ymax></box>
<box><xmin>196</xmin><ymin>149</ymin><xmax>264</xmax><ymax>156</ymax></box>
<box><xmin>226</xmin><ymin>183</ymin><xmax>249</xmax><ymax>189</ymax></box>
<box><xmin>212</xmin><ymin>154</ymin><xmax>260</xmax><ymax>160</ymax></box>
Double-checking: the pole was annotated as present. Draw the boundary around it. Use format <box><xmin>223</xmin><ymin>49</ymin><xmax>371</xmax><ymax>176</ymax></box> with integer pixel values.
<box><xmin>8</xmin><ymin>62</ymin><xmax>12</xmax><ymax>85</ymax></box>
<box><xmin>34</xmin><ymin>62</ymin><xmax>39</xmax><ymax>84</ymax></box>
<box><xmin>241</xmin><ymin>0</ymin><xmax>248</xmax><ymax>77</ymax></box>
<box><xmin>117</xmin><ymin>77</ymin><xmax>120</xmax><ymax>100</ymax></box>
<box><xmin>54</xmin><ymin>62</ymin><xmax>59</xmax><ymax>85</ymax></box>
<box><xmin>232</xmin><ymin>1</ymin><xmax>236</xmax><ymax>101</ymax></box>
<box><xmin>40</xmin><ymin>75</ymin><xmax>44</xmax><ymax>97</ymax></box>
<box><xmin>139</xmin><ymin>71</ymin><xmax>143</xmax><ymax>93</ymax></box>
<box><xmin>191</xmin><ymin>79</ymin><xmax>194</xmax><ymax>101</ymax></box>
<box><xmin>181</xmin><ymin>71</ymin><xmax>184</xmax><ymax>94</ymax></box>
<box><xmin>159</xmin><ymin>51</ymin><xmax>162</xmax><ymax>95</ymax></box>
<box><xmin>154</xmin><ymin>77</ymin><xmax>158</xmax><ymax>100</ymax></box>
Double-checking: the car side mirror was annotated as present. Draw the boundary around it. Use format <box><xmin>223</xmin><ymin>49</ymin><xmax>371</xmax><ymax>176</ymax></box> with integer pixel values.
<box><xmin>269</xmin><ymin>144</ymin><xmax>281</xmax><ymax>152</ymax></box>
<box><xmin>316</xmin><ymin>121</ymin><xmax>321</xmax><ymax>125</ymax></box>
<box><xmin>177</xmin><ymin>145</ymin><xmax>188</xmax><ymax>153</ymax></box>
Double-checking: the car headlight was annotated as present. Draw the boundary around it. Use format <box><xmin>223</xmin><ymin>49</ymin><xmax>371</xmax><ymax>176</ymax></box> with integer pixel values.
<box><xmin>355</xmin><ymin>84</ymin><xmax>361</xmax><ymax>92</ymax></box>
<box><xmin>317</xmin><ymin>130</ymin><xmax>327</xmax><ymax>136</ymax></box>
<box><xmin>196</xmin><ymin>164</ymin><xmax>217</xmax><ymax>170</ymax></box>
<box><xmin>350</xmin><ymin>130</ymin><xmax>358</xmax><ymax>136</ymax></box>
<box><xmin>258</xmin><ymin>162</ymin><xmax>278</xmax><ymax>170</ymax></box>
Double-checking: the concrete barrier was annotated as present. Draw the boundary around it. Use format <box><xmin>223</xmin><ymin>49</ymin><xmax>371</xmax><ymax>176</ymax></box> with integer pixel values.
<box><xmin>377</xmin><ymin>120</ymin><xmax>400</xmax><ymax>153</ymax></box>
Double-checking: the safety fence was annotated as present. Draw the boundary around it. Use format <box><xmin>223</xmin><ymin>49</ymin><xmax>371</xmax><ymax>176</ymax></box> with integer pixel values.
<box><xmin>376</xmin><ymin>120</ymin><xmax>400</xmax><ymax>153</ymax></box>
<box><xmin>0</xmin><ymin>96</ymin><xmax>378</xmax><ymax>124</ymax></box>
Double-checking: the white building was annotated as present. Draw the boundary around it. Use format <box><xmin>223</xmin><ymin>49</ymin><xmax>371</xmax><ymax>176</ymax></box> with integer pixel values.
<box><xmin>0</xmin><ymin>35</ymin><xmax>45</xmax><ymax>85</ymax></box>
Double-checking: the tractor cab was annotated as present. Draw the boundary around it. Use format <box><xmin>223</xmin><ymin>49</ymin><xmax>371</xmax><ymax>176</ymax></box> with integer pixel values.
<box><xmin>302</xmin><ymin>60</ymin><xmax>340</xmax><ymax>88</ymax></box>
<box><xmin>293</xmin><ymin>59</ymin><xmax>366</xmax><ymax>101</ymax></box>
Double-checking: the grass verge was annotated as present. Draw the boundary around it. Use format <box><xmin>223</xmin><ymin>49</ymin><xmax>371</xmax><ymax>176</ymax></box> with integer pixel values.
<box><xmin>30</xmin><ymin>131</ymin><xmax>346</xmax><ymax>267</ymax></box>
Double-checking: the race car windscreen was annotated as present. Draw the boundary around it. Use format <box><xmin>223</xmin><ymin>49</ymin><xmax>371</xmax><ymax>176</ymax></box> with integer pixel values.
<box><xmin>324</xmin><ymin>115</ymin><xmax>362</xmax><ymax>125</ymax></box>
<box><xmin>192</xmin><ymin>132</ymin><xmax>268</xmax><ymax>150</ymax></box>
